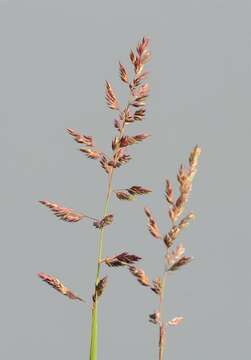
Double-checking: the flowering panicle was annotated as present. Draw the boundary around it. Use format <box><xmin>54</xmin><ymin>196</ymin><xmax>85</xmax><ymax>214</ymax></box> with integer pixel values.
<box><xmin>37</xmin><ymin>37</ymin><xmax>201</xmax><ymax>360</ymax></box>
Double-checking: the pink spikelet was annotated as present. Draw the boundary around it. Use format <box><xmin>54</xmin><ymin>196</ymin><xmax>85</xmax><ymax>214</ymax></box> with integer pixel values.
<box><xmin>39</xmin><ymin>200</ymin><xmax>84</xmax><ymax>222</ymax></box>
<box><xmin>38</xmin><ymin>272</ymin><xmax>84</xmax><ymax>302</ymax></box>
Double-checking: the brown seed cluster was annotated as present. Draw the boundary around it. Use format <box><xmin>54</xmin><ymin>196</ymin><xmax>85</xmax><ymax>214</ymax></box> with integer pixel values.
<box><xmin>38</xmin><ymin>273</ymin><xmax>83</xmax><ymax>302</ymax></box>
<box><xmin>39</xmin><ymin>200</ymin><xmax>84</xmax><ymax>222</ymax></box>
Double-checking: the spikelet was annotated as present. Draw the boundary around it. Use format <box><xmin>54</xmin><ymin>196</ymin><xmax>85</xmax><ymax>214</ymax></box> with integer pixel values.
<box><xmin>93</xmin><ymin>214</ymin><xmax>114</xmax><ymax>229</ymax></box>
<box><xmin>134</xmin><ymin>108</ymin><xmax>146</xmax><ymax>121</ymax></box>
<box><xmin>100</xmin><ymin>155</ymin><xmax>112</xmax><ymax>175</ymax></box>
<box><xmin>103</xmin><ymin>252</ymin><xmax>141</xmax><ymax>267</ymax></box>
<box><xmin>168</xmin><ymin>316</ymin><xmax>184</xmax><ymax>326</ymax></box>
<box><xmin>168</xmin><ymin>146</ymin><xmax>201</xmax><ymax>223</ymax></box>
<box><xmin>109</xmin><ymin>149</ymin><xmax>131</xmax><ymax>168</ymax></box>
<box><xmin>38</xmin><ymin>273</ymin><xmax>83</xmax><ymax>302</ymax></box>
<box><xmin>128</xmin><ymin>266</ymin><xmax>150</xmax><ymax>286</ymax></box>
<box><xmin>119</xmin><ymin>62</ymin><xmax>128</xmax><ymax>83</ymax></box>
<box><xmin>149</xmin><ymin>311</ymin><xmax>161</xmax><ymax>324</ymax></box>
<box><xmin>168</xmin><ymin>256</ymin><xmax>192</xmax><ymax>272</ymax></box>
<box><xmin>105</xmin><ymin>81</ymin><xmax>119</xmax><ymax>110</ymax></box>
<box><xmin>132</xmin><ymin>84</ymin><xmax>150</xmax><ymax>107</ymax></box>
<box><xmin>119</xmin><ymin>133</ymin><xmax>150</xmax><ymax>147</ymax></box>
<box><xmin>144</xmin><ymin>207</ymin><xmax>162</xmax><ymax>239</ymax></box>
<box><xmin>127</xmin><ymin>185</ymin><xmax>152</xmax><ymax>195</ymax></box>
<box><xmin>164</xmin><ymin>212</ymin><xmax>195</xmax><ymax>248</ymax></box>
<box><xmin>166</xmin><ymin>244</ymin><xmax>186</xmax><ymax>266</ymax></box>
<box><xmin>93</xmin><ymin>276</ymin><xmax>108</xmax><ymax>303</ymax></box>
<box><xmin>151</xmin><ymin>277</ymin><xmax>162</xmax><ymax>295</ymax></box>
<box><xmin>188</xmin><ymin>145</ymin><xmax>201</xmax><ymax>181</ymax></box>
<box><xmin>66</xmin><ymin>128</ymin><xmax>94</xmax><ymax>147</ymax></box>
<box><xmin>179</xmin><ymin>212</ymin><xmax>196</xmax><ymax>229</ymax></box>
<box><xmin>115</xmin><ymin>191</ymin><xmax>135</xmax><ymax>201</ymax></box>
<box><xmin>39</xmin><ymin>200</ymin><xmax>84</xmax><ymax>222</ymax></box>
<box><xmin>165</xmin><ymin>179</ymin><xmax>174</xmax><ymax>205</ymax></box>
<box><xmin>79</xmin><ymin>148</ymin><xmax>102</xmax><ymax>160</ymax></box>
<box><xmin>132</xmin><ymin>72</ymin><xmax>149</xmax><ymax>88</ymax></box>
<box><xmin>130</xmin><ymin>37</ymin><xmax>150</xmax><ymax>75</ymax></box>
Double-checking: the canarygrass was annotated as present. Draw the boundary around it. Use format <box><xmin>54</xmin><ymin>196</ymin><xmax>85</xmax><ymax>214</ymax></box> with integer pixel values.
<box><xmin>37</xmin><ymin>37</ymin><xmax>201</xmax><ymax>360</ymax></box>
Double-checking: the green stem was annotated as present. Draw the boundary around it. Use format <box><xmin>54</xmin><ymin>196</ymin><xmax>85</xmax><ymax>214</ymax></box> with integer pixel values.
<box><xmin>89</xmin><ymin>171</ymin><xmax>114</xmax><ymax>360</ymax></box>
<box><xmin>89</xmin><ymin>101</ymin><xmax>129</xmax><ymax>360</ymax></box>
<box><xmin>159</xmin><ymin>269</ymin><xmax>168</xmax><ymax>360</ymax></box>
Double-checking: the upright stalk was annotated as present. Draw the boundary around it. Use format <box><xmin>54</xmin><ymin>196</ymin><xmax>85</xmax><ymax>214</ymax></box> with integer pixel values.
<box><xmin>89</xmin><ymin>170</ymin><xmax>114</xmax><ymax>360</ymax></box>
<box><xmin>159</xmin><ymin>270</ymin><xmax>168</xmax><ymax>360</ymax></box>
<box><xmin>89</xmin><ymin>116</ymin><xmax>126</xmax><ymax>360</ymax></box>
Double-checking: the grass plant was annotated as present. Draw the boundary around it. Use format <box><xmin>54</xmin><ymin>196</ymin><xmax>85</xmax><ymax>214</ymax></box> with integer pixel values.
<box><xmin>37</xmin><ymin>37</ymin><xmax>201</xmax><ymax>360</ymax></box>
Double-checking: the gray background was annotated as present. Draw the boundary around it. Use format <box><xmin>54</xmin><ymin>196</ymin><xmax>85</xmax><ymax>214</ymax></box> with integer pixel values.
<box><xmin>1</xmin><ymin>0</ymin><xmax>250</xmax><ymax>359</ymax></box>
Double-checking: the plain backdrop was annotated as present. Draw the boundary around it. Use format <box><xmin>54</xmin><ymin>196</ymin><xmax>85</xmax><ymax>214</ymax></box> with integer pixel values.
<box><xmin>1</xmin><ymin>0</ymin><xmax>251</xmax><ymax>359</ymax></box>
